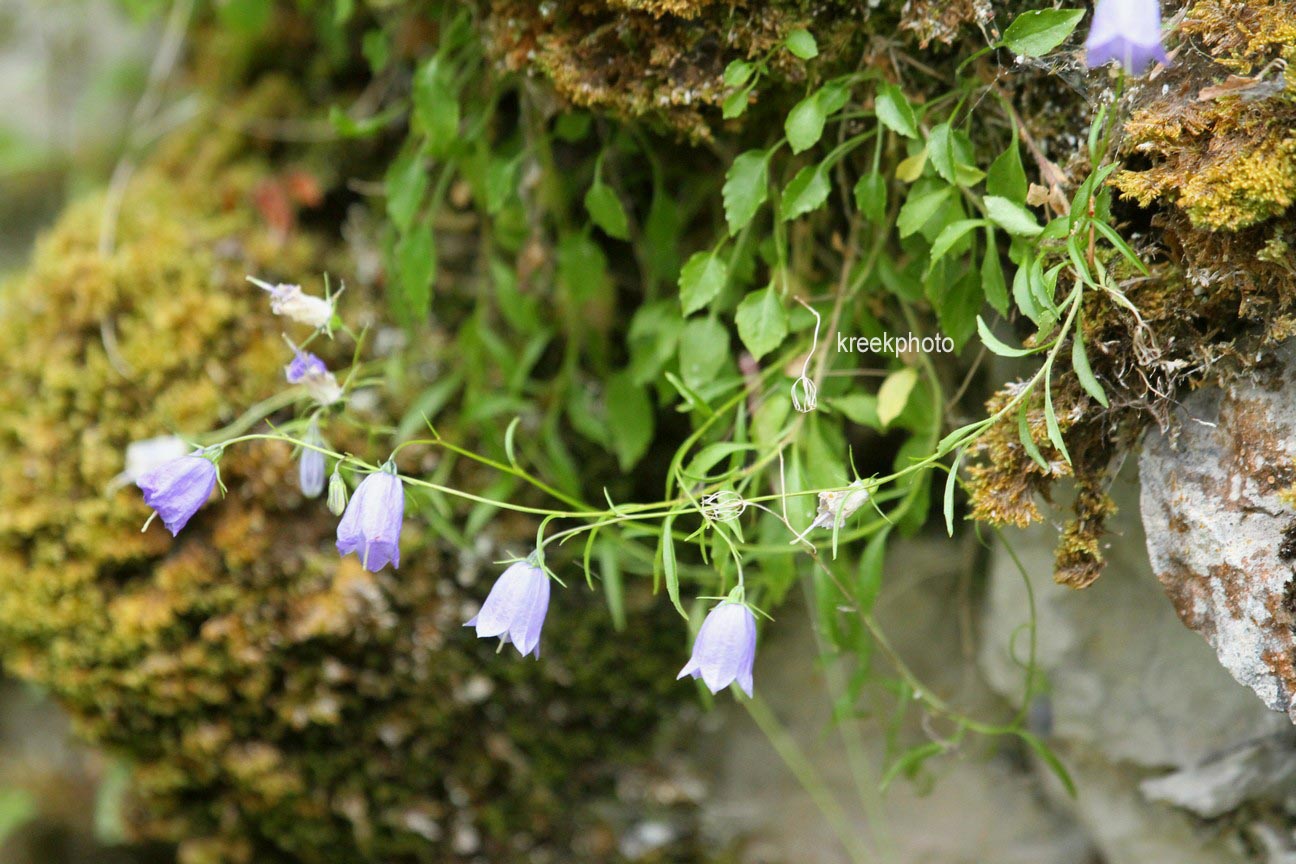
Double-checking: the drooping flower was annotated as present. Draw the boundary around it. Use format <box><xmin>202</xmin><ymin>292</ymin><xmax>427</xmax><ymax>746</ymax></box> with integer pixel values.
<box><xmin>335</xmin><ymin>462</ymin><xmax>404</xmax><ymax>571</ymax></box>
<box><xmin>1085</xmin><ymin>0</ymin><xmax>1168</xmax><ymax>73</ymax></box>
<box><xmin>110</xmin><ymin>434</ymin><xmax>189</xmax><ymax>492</ymax></box>
<box><xmin>299</xmin><ymin>418</ymin><xmax>326</xmax><ymax>498</ymax></box>
<box><xmin>249</xmin><ymin>276</ymin><xmax>334</xmax><ymax>329</ymax></box>
<box><xmin>465</xmin><ymin>560</ymin><xmax>551</xmax><ymax>659</ymax></box>
<box><xmin>285</xmin><ymin>350</ymin><xmax>343</xmax><ymax>406</ymax></box>
<box><xmin>677</xmin><ymin>601</ymin><xmax>757</xmax><ymax>697</ymax></box>
<box><xmin>136</xmin><ymin>451</ymin><xmax>220</xmax><ymax>536</ymax></box>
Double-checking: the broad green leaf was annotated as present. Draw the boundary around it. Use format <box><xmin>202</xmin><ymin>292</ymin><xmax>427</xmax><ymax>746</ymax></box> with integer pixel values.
<box><xmin>785</xmin><ymin>28</ymin><xmax>819</xmax><ymax>59</ymax></box>
<box><xmin>780</xmin><ymin>164</ymin><xmax>831</xmax><ymax>220</ymax></box>
<box><xmin>0</xmin><ymin>788</ymin><xmax>35</xmax><ymax>846</ymax></box>
<box><xmin>1072</xmin><ymin>326</ymin><xmax>1110</xmax><ymax>407</ymax></box>
<box><xmin>897</xmin><ymin>186</ymin><xmax>953</xmax><ymax>237</ymax></box>
<box><xmin>985</xmin><ymin>195</ymin><xmax>1043</xmax><ymax>237</ymax></box>
<box><xmin>724</xmin><ymin>59</ymin><xmax>756</xmax><ymax>87</ymax></box>
<box><xmin>928</xmin><ymin>218</ymin><xmax>985</xmax><ymax>266</ymax></box>
<box><xmin>877</xmin><ymin>367</ymin><xmax>918</xmax><ymax>428</ymax></box>
<box><xmin>734</xmin><ymin>286</ymin><xmax>788</xmax><ymax>359</ymax></box>
<box><xmin>987</xmin><ymin>139</ymin><xmax>1028</xmax><ymax>201</ymax></box>
<box><xmin>412</xmin><ymin>58</ymin><xmax>459</xmax><ymax>156</ymax></box>
<box><xmin>606</xmin><ymin>372</ymin><xmax>654</xmax><ymax>469</ymax></box>
<box><xmin>853</xmin><ymin>171</ymin><xmax>888</xmax><ymax>222</ymax></box>
<box><xmin>1001</xmin><ymin>9</ymin><xmax>1086</xmax><ymax>57</ymax></box>
<box><xmin>679</xmin><ymin>317</ymin><xmax>730</xmax><ymax>391</ymax></box>
<box><xmin>981</xmin><ymin>230</ymin><xmax>1010</xmax><ymax>315</ymax></box>
<box><xmin>786</xmin><ymin>93</ymin><xmax>828</xmax><ymax>154</ymax></box>
<box><xmin>723</xmin><ymin>86</ymin><xmax>752</xmax><ymax>119</ymax></box>
<box><xmin>927</xmin><ymin>123</ymin><xmax>957</xmax><ymax>184</ymax></box>
<box><xmin>679</xmin><ymin>250</ymin><xmax>728</xmax><ymax>315</ymax></box>
<box><xmin>584</xmin><ymin>180</ymin><xmax>630</xmax><ymax>239</ymax></box>
<box><xmin>395</xmin><ymin>222</ymin><xmax>435</xmax><ymax>323</ymax></box>
<box><xmin>829</xmin><ymin>393</ymin><xmax>882</xmax><ymax>430</ymax></box>
<box><xmin>875</xmin><ymin>83</ymin><xmax>917</xmax><ymax>138</ymax></box>
<box><xmin>385</xmin><ymin>150</ymin><xmax>427</xmax><ymax>233</ymax></box>
<box><xmin>724</xmin><ymin>150</ymin><xmax>770</xmax><ymax>235</ymax></box>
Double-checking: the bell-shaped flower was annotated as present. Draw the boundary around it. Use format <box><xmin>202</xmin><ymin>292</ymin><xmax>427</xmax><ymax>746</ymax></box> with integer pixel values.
<box><xmin>677</xmin><ymin>601</ymin><xmax>757</xmax><ymax>697</ymax></box>
<box><xmin>249</xmin><ymin>276</ymin><xmax>334</xmax><ymax>329</ymax></box>
<box><xmin>1085</xmin><ymin>0</ymin><xmax>1168</xmax><ymax>73</ymax></box>
<box><xmin>285</xmin><ymin>350</ymin><xmax>343</xmax><ymax>406</ymax></box>
<box><xmin>335</xmin><ymin>462</ymin><xmax>404</xmax><ymax>571</ymax></box>
<box><xmin>136</xmin><ymin>451</ymin><xmax>219</xmax><ymax>536</ymax></box>
<box><xmin>465</xmin><ymin>560</ymin><xmax>551</xmax><ymax>658</ymax></box>
<box><xmin>299</xmin><ymin>418</ymin><xmax>326</xmax><ymax>498</ymax></box>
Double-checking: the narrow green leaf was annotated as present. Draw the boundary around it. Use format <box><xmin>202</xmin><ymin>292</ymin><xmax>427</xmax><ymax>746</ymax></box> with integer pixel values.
<box><xmin>944</xmin><ymin>449</ymin><xmax>963</xmax><ymax>536</ymax></box>
<box><xmin>1043</xmin><ymin>373</ymin><xmax>1072</xmax><ymax>464</ymax></box>
<box><xmin>875</xmin><ymin>83</ymin><xmax>917</xmax><ymax>138</ymax></box>
<box><xmin>897</xmin><ymin>186</ymin><xmax>953</xmax><ymax>237</ymax></box>
<box><xmin>597</xmin><ymin>538</ymin><xmax>626</xmax><ymax>631</ymax></box>
<box><xmin>858</xmin><ymin>527</ymin><xmax>891</xmax><ymax>613</ymax></box>
<box><xmin>880</xmin><ymin>741</ymin><xmax>945</xmax><ymax>792</ymax></box>
<box><xmin>1018</xmin><ymin>731</ymin><xmax>1077</xmax><ymax>797</ymax></box>
<box><xmin>395</xmin><ymin>222</ymin><xmax>435</xmax><ymax>323</ymax></box>
<box><xmin>660</xmin><ymin>516</ymin><xmax>686</xmax><ymax>618</ymax></box>
<box><xmin>679</xmin><ymin>250</ymin><xmax>728</xmax><ymax>315</ymax></box>
<box><xmin>976</xmin><ymin>316</ymin><xmax>1034</xmax><ymax>357</ymax></box>
<box><xmin>1018</xmin><ymin>401</ymin><xmax>1050</xmax><ymax>471</ymax></box>
<box><xmin>1072</xmin><ymin>325</ymin><xmax>1110</xmax><ymax>408</ymax></box>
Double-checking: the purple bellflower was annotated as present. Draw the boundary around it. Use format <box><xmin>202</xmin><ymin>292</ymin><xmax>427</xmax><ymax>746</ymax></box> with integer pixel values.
<box><xmin>335</xmin><ymin>462</ymin><xmax>404</xmax><ymax>571</ymax></box>
<box><xmin>299</xmin><ymin>418</ymin><xmax>326</xmax><ymax>499</ymax></box>
<box><xmin>678</xmin><ymin>601</ymin><xmax>757</xmax><ymax>697</ymax></box>
<box><xmin>137</xmin><ymin>451</ymin><xmax>219</xmax><ymax>536</ymax></box>
<box><xmin>465</xmin><ymin>560</ymin><xmax>551</xmax><ymax>658</ymax></box>
<box><xmin>1085</xmin><ymin>0</ymin><xmax>1168</xmax><ymax>73</ymax></box>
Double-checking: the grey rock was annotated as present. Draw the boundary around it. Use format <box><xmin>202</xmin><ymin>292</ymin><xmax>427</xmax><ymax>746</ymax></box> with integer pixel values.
<box><xmin>1140</xmin><ymin>349</ymin><xmax>1296</xmax><ymax>720</ymax></box>
<box><xmin>1141</xmin><ymin>733</ymin><xmax>1296</xmax><ymax>818</ymax></box>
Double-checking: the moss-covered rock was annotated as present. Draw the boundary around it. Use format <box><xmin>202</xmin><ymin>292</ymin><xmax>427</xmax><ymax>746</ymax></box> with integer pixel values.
<box><xmin>0</xmin><ymin>81</ymin><xmax>684</xmax><ymax>863</ymax></box>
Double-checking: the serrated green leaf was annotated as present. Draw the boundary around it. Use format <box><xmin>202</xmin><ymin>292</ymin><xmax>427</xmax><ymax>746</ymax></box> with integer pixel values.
<box><xmin>928</xmin><ymin>218</ymin><xmax>985</xmax><ymax>266</ymax></box>
<box><xmin>734</xmin><ymin>286</ymin><xmax>788</xmax><ymax>360</ymax></box>
<box><xmin>724</xmin><ymin>150</ymin><xmax>770</xmax><ymax>235</ymax></box>
<box><xmin>875</xmin><ymin>83</ymin><xmax>917</xmax><ymax>138</ymax></box>
<box><xmin>981</xmin><ymin>229</ymin><xmax>1009</xmax><ymax>315</ymax></box>
<box><xmin>785</xmin><ymin>28</ymin><xmax>819</xmax><ymax>59</ymax></box>
<box><xmin>987</xmin><ymin>139</ymin><xmax>1028</xmax><ymax>201</ymax></box>
<box><xmin>395</xmin><ymin>222</ymin><xmax>435</xmax><ymax>323</ymax></box>
<box><xmin>786</xmin><ymin>93</ymin><xmax>828</xmax><ymax>154</ymax></box>
<box><xmin>780</xmin><ymin>164</ymin><xmax>831</xmax><ymax>220</ymax></box>
<box><xmin>584</xmin><ymin>180</ymin><xmax>630</xmax><ymax>239</ymax></box>
<box><xmin>1001</xmin><ymin>9</ymin><xmax>1086</xmax><ymax>57</ymax></box>
<box><xmin>412</xmin><ymin>57</ymin><xmax>459</xmax><ymax>156</ymax></box>
<box><xmin>385</xmin><ymin>150</ymin><xmax>427</xmax><ymax>233</ymax></box>
<box><xmin>897</xmin><ymin>186</ymin><xmax>953</xmax><ymax>237</ymax></box>
<box><xmin>679</xmin><ymin>250</ymin><xmax>729</xmax><ymax>315</ymax></box>
<box><xmin>853</xmin><ymin>171</ymin><xmax>888</xmax><ymax>222</ymax></box>
<box><xmin>984</xmin><ymin>195</ymin><xmax>1043</xmax><ymax>237</ymax></box>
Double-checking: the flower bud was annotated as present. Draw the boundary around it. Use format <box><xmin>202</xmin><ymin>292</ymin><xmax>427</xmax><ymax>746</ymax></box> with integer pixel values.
<box><xmin>299</xmin><ymin>418</ymin><xmax>326</xmax><ymax>498</ymax></box>
<box><xmin>327</xmin><ymin>466</ymin><xmax>348</xmax><ymax>516</ymax></box>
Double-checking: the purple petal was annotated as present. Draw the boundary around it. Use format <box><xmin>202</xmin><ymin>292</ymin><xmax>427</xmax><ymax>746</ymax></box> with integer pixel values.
<box><xmin>335</xmin><ymin>468</ymin><xmax>404</xmax><ymax>571</ymax></box>
<box><xmin>137</xmin><ymin>454</ymin><xmax>218</xmax><ymax>536</ymax></box>
<box><xmin>681</xmin><ymin>602</ymin><xmax>758</xmax><ymax>696</ymax></box>
<box><xmin>467</xmin><ymin>561</ymin><xmax>551</xmax><ymax>658</ymax></box>
<box><xmin>1085</xmin><ymin>0</ymin><xmax>1167</xmax><ymax>73</ymax></box>
<box><xmin>286</xmin><ymin>350</ymin><xmax>329</xmax><ymax>384</ymax></box>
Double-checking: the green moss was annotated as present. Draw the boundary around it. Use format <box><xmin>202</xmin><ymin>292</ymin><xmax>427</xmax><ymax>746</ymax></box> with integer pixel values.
<box><xmin>0</xmin><ymin>88</ymin><xmax>684</xmax><ymax>863</ymax></box>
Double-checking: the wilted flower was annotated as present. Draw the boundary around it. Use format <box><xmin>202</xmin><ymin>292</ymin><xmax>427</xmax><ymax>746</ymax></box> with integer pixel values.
<box><xmin>701</xmin><ymin>490</ymin><xmax>747</xmax><ymax>522</ymax></box>
<box><xmin>326</xmin><ymin>466</ymin><xmax>348</xmax><ymax>516</ymax></box>
<box><xmin>465</xmin><ymin>560</ymin><xmax>551</xmax><ymax>658</ymax></box>
<box><xmin>299</xmin><ymin>418</ymin><xmax>326</xmax><ymax>498</ymax></box>
<box><xmin>677</xmin><ymin>601</ymin><xmax>757</xmax><ymax>697</ymax></box>
<box><xmin>335</xmin><ymin>462</ymin><xmax>404</xmax><ymax>571</ymax></box>
<box><xmin>136</xmin><ymin>451</ymin><xmax>220</xmax><ymax>536</ymax></box>
<box><xmin>249</xmin><ymin>276</ymin><xmax>334</xmax><ymax>329</ymax></box>
<box><xmin>285</xmin><ymin>350</ymin><xmax>343</xmax><ymax>406</ymax></box>
<box><xmin>1085</xmin><ymin>0</ymin><xmax>1168</xmax><ymax>73</ymax></box>
<box><xmin>110</xmin><ymin>434</ymin><xmax>189</xmax><ymax>492</ymax></box>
